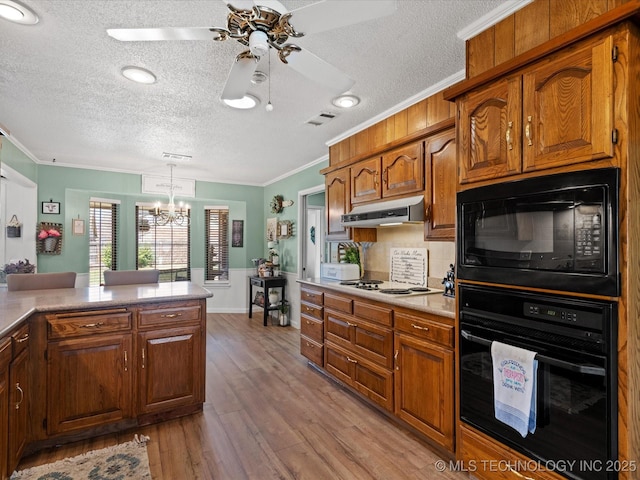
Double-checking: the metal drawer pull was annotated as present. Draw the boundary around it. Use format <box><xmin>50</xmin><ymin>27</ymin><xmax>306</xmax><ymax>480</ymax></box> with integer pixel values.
<box><xmin>411</xmin><ymin>323</ymin><xmax>429</xmax><ymax>331</ymax></box>
<box><xmin>347</xmin><ymin>321</ymin><xmax>357</xmax><ymax>327</ymax></box>
<box><xmin>305</xmin><ymin>307</ymin><xmax>313</xmax><ymax>312</ymax></box>
<box><xmin>506</xmin><ymin>121</ymin><xmax>513</xmax><ymax>150</ymax></box>
<box><xmin>525</xmin><ymin>115</ymin><xmax>533</xmax><ymax>146</ymax></box>
<box><xmin>346</xmin><ymin>356</ymin><xmax>358</xmax><ymax>364</ymax></box>
<box><xmin>142</xmin><ymin>348</ymin><xmax>145</xmax><ymax>369</ymax></box>
<box><xmin>15</xmin><ymin>383</ymin><xmax>23</xmax><ymax>410</ymax></box>
<box><xmin>160</xmin><ymin>313</ymin><xmax>182</xmax><ymax>318</ymax></box>
<box><xmin>80</xmin><ymin>322</ymin><xmax>104</xmax><ymax>328</ymax></box>
<box><xmin>16</xmin><ymin>333</ymin><xmax>29</xmax><ymax>343</ymax></box>
<box><xmin>124</xmin><ymin>350</ymin><xmax>128</xmax><ymax>372</ymax></box>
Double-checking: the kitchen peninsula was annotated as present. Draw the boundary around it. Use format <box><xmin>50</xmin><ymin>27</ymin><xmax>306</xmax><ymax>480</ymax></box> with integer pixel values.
<box><xmin>0</xmin><ymin>282</ymin><xmax>212</xmax><ymax>476</ymax></box>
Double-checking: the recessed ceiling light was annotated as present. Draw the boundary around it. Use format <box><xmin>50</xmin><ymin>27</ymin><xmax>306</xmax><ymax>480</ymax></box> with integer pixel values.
<box><xmin>0</xmin><ymin>0</ymin><xmax>39</xmax><ymax>25</ymax></box>
<box><xmin>121</xmin><ymin>66</ymin><xmax>157</xmax><ymax>85</ymax></box>
<box><xmin>223</xmin><ymin>95</ymin><xmax>260</xmax><ymax>110</ymax></box>
<box><xmin>332</xmin><ymin>94</ymin><xmax>360</xmax><ymax>108</ymax></box>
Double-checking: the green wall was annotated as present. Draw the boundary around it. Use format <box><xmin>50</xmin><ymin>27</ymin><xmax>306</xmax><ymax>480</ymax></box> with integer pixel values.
<box><xmin>263</xmin><ymin>160</ymin><xmax>327</xmax><ymax>274</ymax></box>
<box><xmin>1</xmin><ymin>138</ymin><xmax>37</xmax><ymax>182</ymax></box>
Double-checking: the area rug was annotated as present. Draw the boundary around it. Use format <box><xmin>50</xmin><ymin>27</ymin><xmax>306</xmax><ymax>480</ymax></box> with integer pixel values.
<box><xmin>10</xmin><ymin>436</ymin><xmax>151</xmax><ymax>480</ymax></box>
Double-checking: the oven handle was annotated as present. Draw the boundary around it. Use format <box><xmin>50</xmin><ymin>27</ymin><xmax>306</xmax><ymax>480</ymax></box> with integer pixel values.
<box><xmin>460</xmin><ymin>330</ymin><xmax>606</xmax><ymax>377</ymax></box>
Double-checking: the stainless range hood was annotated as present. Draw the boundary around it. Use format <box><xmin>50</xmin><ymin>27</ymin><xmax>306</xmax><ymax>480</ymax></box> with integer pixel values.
<box><xmin>341</xmin><ymin>195</ymin><xmax>424</xmax><ymax>227</ymax></box>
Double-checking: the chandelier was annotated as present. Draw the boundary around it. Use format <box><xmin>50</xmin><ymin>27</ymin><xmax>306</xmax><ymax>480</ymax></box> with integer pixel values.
<box><xmin>152</xmin><ymin>163</ymin><xmax>190</xmax><ymax>226</ymax></box>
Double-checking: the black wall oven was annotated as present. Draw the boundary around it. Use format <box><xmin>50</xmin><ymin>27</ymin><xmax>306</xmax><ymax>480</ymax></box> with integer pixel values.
<box><xmin>457</xmin><ymin>168</ymin><xmax>620</xmax><ymax>296</ymax></box>
<box><xmin>459</xmin><ymin>284</ymin><xmax>617</xmax><ymax>480</ymax></box>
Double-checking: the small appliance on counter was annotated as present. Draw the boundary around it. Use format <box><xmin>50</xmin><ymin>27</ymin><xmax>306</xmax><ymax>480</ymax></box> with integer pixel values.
<box><xmin>320</xmin><ymin>262</ymin><xmax>360</xmax><ymax>282</ymax></box>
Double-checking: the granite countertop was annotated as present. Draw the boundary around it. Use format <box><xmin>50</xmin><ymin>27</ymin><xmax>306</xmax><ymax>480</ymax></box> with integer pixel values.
<box><xmin>297</xmin><ymin>278</ymin><xmax>456</xmax><ymax>319</ymax></box>
<box><xmin>0</xmin><ymin>282</ymin><xmax>213</xmax><ymax>337</ymax></box>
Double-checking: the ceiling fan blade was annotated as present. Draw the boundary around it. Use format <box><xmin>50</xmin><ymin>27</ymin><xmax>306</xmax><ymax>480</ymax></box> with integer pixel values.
<box><xmin>107</xmin><ymin>27</ymin><xmax>220</xmax><ymax>42</ymax></box>
<box><xmin>222</xmin><ymin>0</ymin><xmax>255</xmax><ymax>11</ymax></box>
<box><xmin>289</xmin><ymin>0</ymin><xmax>396</xmax><ymax>35</ymax></box>
<box><xmin>220</xmin><ymin>52</ymin><xmax>259</xmax><ymax>100</ymax></box>
<box><xmin>283</xmin><ymin>47</ymin><xmax>354</xmax><ymax>94</ymax></box>
<box><xmin>258</xmin><ymin>0</ymin><xmax>288</xmax><ymax>13</ymax></box>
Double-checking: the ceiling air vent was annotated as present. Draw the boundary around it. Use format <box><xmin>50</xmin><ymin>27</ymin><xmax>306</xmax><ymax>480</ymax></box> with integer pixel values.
<box><xmin>305</xmin><ymin>111</ymin><xmax>337</xmax><ymax>126</ymax></box>
<box><xmin>161</xmin><ymin>152</ymin><xmax>192</xmax><ymax>162</ymax></box>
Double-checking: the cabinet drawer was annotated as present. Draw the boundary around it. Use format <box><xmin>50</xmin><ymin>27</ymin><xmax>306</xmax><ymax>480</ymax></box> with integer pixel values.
<box><xmin>300</xmin><ymin>336</ymin><xmax>323</xmax><ymax>366</ymax></box>
<box><xmin>11</xmin><ymin>323</ymin><xmax>30</xmax><ymax>356</ymax></box>
<box><xmin>300</xmin><ymin>315</ymin><xmax>323</xmax><ymax>343</ymax></box>
<box><xmin>324</xmin><ymin>292</ymin><xmax>353</xmax><ymax>314</ymax></box>
<box><xmin>300</xmin><ymin>288</ymin><xmax>323</xmax><ymax>306</ymax></box>
<box><xmin>138</xmin><ymin>303</ymin><xmax>201</xmax><ymax>328</ymax></box>
<box><xmin>354</xmin><ymin>301</ymin><xmax>393</xmax><ymax>327</ymax></box>
<box><xmin>48</xmin><ymin>309</ymin><xmax>132</xmax><ymax>339</ymax></box>
<box><xmin>395</xmin><ymin>312</ymin><xmax>454</xmax><ymax>348</ymax></box>
<box><xmin>300</xmin><ymin>302</ymin><xmax>323</xmax><ymax>320</ymax></box>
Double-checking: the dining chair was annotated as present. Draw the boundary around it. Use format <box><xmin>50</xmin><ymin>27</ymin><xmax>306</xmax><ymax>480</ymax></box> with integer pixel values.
<box><xmin>6</xmin><ymin>272</ymin><xmax>77</xmax><ymax>291</ymax></box>
<box><xmin>103</xmin><ymin>269</ymin><xmax>160</xmax><ymax>286</ymax></box>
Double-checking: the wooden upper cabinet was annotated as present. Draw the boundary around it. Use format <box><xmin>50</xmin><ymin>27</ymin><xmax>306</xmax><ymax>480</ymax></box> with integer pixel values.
<box><xmin>521</xmin><ymin>34</ymin><xmax>614</xmax><ymax>171</ymax></box>
<box><xmin>350</xmin><ymin>157</ymin><xmax>381</xmax><ymax>204</ymax></box>
<box><xmin>458</xmin><ymin>75</ymin><xmax>523</xmax><ymax>184</ymax></box>
<box><xmin>325</xmin><ymin>168</ymin><xmax>350</xmax><ymax>240</ymax></box>
<box><xmin>382</xmin><ymin>141</ymin><xmax>424</xmax><ymax>198</ymax></box>
<box><xmin>459</xmin><ymin>32</ymin><xmax>616</xmax><ymax>185</ymax></box>
<box><xmin>424</xmin><ymin>128</ymin><xmax>456</xmax><ymax>240</ymax></box>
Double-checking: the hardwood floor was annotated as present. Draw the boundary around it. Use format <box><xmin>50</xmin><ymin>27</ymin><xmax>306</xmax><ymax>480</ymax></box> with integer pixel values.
<box><xmin>15</xmin><ymin>313</ymin><xmax>469</xmax><ymax>479</ymax></box>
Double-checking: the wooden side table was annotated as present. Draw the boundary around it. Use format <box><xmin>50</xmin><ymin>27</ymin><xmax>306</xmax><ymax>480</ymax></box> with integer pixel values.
<box><xmin>248</xmin><ymin>275</ymin><xmax>286</xmax><ymax>326</ymax></box>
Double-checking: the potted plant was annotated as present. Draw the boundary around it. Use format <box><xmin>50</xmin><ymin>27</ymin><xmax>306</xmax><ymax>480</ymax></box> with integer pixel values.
<box><xmin>38</xmin><ymin>227</ymin><xmax>62</xmax><ymax>252</ymax></box>
<box><xmin>278</xmin><ymin>300</ymin><xmax>290</xmax><ymax>326</ymax></box>
<box><xmin>1</xmin><ymin>259</ymin><xmax>36</xmax><ymax>283</ymax></box>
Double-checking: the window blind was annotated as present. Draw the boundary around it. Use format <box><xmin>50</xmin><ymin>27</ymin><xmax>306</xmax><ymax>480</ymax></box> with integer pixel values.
<box><xmin>136</xmin><ymin>204</ymin><xmax>191</xmax><ymax>282</ymax></box>
<box><xmin>205</xmin><ymin>207</ymin><xmax>229</xmax><ymax>281</ymax></box>
<box><xmin>89</xmin><ymin>201</ymin><xmax>118</xmax><ymax>286</ymax></box>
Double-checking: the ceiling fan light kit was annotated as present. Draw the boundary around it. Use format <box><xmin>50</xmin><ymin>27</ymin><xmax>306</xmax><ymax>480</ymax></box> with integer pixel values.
<box><xmin>332</xmin><ymin>94</ymin><xmax>360</xmax><ymax>109</ymax></box>
<box><xmin>106</xmin><ymin>0</ymin><xmax>397</xmax><ymax>104</ymax></box>
<box><xmin>223</xmin><ymin>94</ymin><xmax>260</xmax><ymax>109</ymax></box>
<box><xmin>0</xmin><ymin>0</ymin><xmax>38</xmax><ymax>24</ymax></box>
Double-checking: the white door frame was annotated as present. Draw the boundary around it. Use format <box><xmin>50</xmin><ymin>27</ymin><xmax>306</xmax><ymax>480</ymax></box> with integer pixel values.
<box><xmin>297</xmin><ymin>184</ymin><xmax>325</xmax><ymax>279</ymax></box>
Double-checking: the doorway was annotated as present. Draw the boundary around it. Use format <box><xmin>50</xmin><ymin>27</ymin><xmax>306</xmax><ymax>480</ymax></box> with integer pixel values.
<box><xmin>297</xmin><ymin>185</ymin><xmax>325</xmax><ymax>280</ymax></box>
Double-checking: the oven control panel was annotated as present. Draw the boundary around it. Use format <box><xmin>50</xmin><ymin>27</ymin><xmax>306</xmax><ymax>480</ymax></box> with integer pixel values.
<box><xmin>523</xmin><ymin>301</ymin><xmax>601</xmax><ymax>330</ymax></box>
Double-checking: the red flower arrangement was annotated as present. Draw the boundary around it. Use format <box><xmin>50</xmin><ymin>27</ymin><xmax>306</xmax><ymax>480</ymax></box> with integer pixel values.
<box><xmin>38</xmin><ymin>228</ymin><xmax>61</xmax><ymax>240</ymax></box>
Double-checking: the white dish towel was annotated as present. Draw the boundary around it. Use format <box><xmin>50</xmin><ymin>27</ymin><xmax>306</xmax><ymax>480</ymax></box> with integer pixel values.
<box><xmin>491</xmin><ymin>341</ymin><xmax>538</xmax><ymax>437</ymax></box>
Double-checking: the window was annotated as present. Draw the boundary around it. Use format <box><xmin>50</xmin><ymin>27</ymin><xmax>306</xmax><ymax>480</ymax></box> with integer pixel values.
<box><xmin>136</xmin><ymin>204</ymin><xmax>190</xmax><ymax>282</ymax></box>
<box><xmin>89</xmin><ymin>199</ymin><xmax>118</xmax><ymax>286</ymax></box>
<box><xmin>205</xmin><ymin>206</ymin><xmax>229</xmax><ymax>281</ymax></box>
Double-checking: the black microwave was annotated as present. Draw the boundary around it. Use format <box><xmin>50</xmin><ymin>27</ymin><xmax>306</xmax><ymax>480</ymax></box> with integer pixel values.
<box><xmin>457</xmin><ymin>168</ymin><xmax>620</xmax><ymax>296</ymax></box>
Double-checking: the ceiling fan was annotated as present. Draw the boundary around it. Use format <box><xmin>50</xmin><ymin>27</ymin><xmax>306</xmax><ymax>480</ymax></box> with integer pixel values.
<box><xmin>107</xmin><ymin>0</ymin><xmax>397</xmax><ymax>101</ymax></box>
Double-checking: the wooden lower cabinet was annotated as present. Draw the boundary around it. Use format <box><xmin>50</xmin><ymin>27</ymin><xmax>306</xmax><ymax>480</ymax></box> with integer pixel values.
<box><xmin>137</xmin><ymin>325</ymin><xmax>203</xmax><ymax>414</ymax></box>
<box><xmin>459</xmin><ymin>425</ymin><xmax>563</xmax><ymax>480</ymax></box>
<box><xmin>0</xmin><ymin>339</ymin><xmax>10</xmax><ymax>480</ymax></box>
<box><xmin>47</xmin><ymin>334</ymin><xmax>133</xmax><ymax>435</ymax></box>
<box><xmin>325</xmin><ymin>341</ymin><xmax>393</xmax><ymax>411</ymax></box>
<box><xmin>394</xmin><ymin>332</ymin><xmax>454</xmax><ymax>451</ymax></box>
<box><xmin>7</xmin><ymin>347</ymin><xmax>28</xmax><ymax>475</ymax></box>
<box><xmin>300</xmin><ymin>286</ymin><xmax>325</xmax><ymax>366</ymax></box>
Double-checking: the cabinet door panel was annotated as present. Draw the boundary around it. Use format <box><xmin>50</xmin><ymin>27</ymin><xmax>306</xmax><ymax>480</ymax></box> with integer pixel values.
<box><xmin>522</xmin><ymin>35</ymin><xmax>614</xmax><ymax>171</ymax></box>
<box><xmin>138</xmin><ymin>326</ymin><xmax>203</xmax><ymax>414</ymax></box>
<box><xmin>459</xmin><ymin>76</ymin><xmax>522</xmax><ymax>183</ymax></box>
<box><xmin>382</xmin><ymin>141</ymin><xmax>424</xmax><ymax>198</ymax></box>
<box><xmin>425</xmin><ymin>128</ymin><xmax>457</xmax><ymax>240</ymax></box>
<box><xmin>325</xmin><ymin>169</ymin><xmax>350</xmax><ymax>240</ymax></box>
<box><xmin>325</xmin><ymin>311</ymin><xmax>352</xmax><ymax>346</ymax></box>
<box><xmin>352</xmin><ymin>320</ymin><xmax>393</xmax><ymax>369</ymax></box>
<box><xmin>324</xmin><ymin>343</ymin><xmax>354</xmax><ymax>385</ymax></box>
<box><xmin>47</xmin><ymin>334</ymin><xmax>132</xmax><ymax>435</ymax></box>
<box><xmin>350</xmin><ymin>157</ymin><xmax>381</xmax><ymax>204</ymax></box>
<box><xmin>394</xmin><ymin>333</ymin><xmax>454</xmax><ymax>451</ymax></box>
<box><xmin>8</xmin><ymin>348</ymin><xmax>28</xmax><ymax>475</ymax></box>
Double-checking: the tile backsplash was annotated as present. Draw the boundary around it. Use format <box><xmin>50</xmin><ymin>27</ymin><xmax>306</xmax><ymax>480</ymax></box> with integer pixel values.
<box><xmin>364</xmin><ymin>224</ymin><xmax>455</xmax><ymax>286</ymax></box>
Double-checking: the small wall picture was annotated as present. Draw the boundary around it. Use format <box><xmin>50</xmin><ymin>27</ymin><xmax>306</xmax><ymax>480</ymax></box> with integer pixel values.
<box><xmin>232</xmin><ymin>220</ymin><xmax>244</xmax><ymax>247</ymax></box>
<box><xmin>266</xmin><ymin>217</ymin><xmax>278</xmax><ymax>241</ymax></box>
<box><xmin>42</xmin><ymin>201</ymin><xmax>60</xmax><ymax>214</ymax></box>
<box><xmin>72</xmin><ymin>218</ymin><xmax>85</xmax><ymax>236</ymax></box>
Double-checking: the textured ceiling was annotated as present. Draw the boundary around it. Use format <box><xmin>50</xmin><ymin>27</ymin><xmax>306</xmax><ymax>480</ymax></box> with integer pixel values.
<box><xmin>0</xmin><ymin>0</ymin><xmax>523</xmax><ymax>186</ymax></box>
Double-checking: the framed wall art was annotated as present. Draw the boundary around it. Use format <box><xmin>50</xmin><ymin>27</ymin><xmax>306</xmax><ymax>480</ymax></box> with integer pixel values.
<box><xmin>72</xmin><ymin>218</ymin><xmax>85</xmax><ymax>236</ymax></box>
<box><xmin>232</xmin><ymin>220</ymin><xmax>244</xmax><ymax>247</ymax></box>
<box><xmin>42</xmin><ymin>201</ymin><xmax>60</xmax><ymax>214</ymax></box>
<box><xmin>266</xmin><ymin>217</ymin><xmax>278</xmax><ymax>241</ymax></box>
